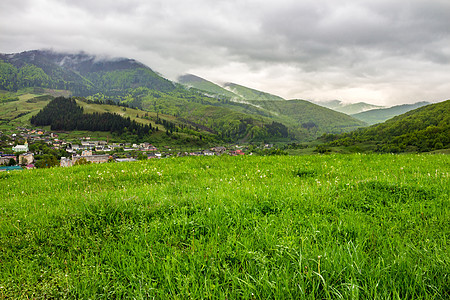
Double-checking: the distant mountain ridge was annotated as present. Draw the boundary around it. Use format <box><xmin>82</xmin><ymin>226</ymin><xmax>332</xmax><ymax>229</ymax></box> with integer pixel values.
<box><xmin>1</xmin><ymin>50</ymin><xmax>368</xmax><ymax>142</ymax></box>
<box><xmin>0</xmin><ymin>50</ymin><xmax>175</xmax><ymax>95</ymax></box>
<box><xmin>325</xmin><ymin>100</ymin><xmax>449</xmax><ymax>153</ymax></box>
<box><xmin>178</xmin><ymin>74</ymin><xmax>285</xmax><ymax>101</ymax></box>
<box><xmin>177</xmin><ymin>73</ymin><xmax>366</xmax><ymax>139</ymax></box>
<box><xmin>223</xmin><ymin>82</ymin><xmax>285</xmax><ymax>101</ymax></box>
<box><xmin>178</xmin><ymin>74</ymin><xmax>242</xmax><ymax>100</ymax></box>
<box><xmin>313</xmin><ymin>100</ymin><xmax>383</xmax><ymax>115</ymax></box>
<box><xmin>351</xmin><ymin>101</ymin><xmax>431</xmax><ymax>125</ymax></box>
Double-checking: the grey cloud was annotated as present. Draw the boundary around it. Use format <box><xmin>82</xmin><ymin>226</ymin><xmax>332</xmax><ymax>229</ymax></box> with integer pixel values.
<box><xmin>0</xmin><ymin>0</ymin><xmax>449</xmax><ymax>105</ymax></box>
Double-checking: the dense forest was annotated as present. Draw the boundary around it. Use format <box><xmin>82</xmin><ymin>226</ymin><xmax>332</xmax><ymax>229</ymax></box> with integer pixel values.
<box><xmin>31</xmin><ymin>97</ymin><xmax>155</xmax><ymax>137</ymax></box>
<box><xmin>0</xmin><ymin>60</ymin><xmax>51</xmax><ymax>91</ymax></box>
<box><xmin>321</xmin><ymin>100</ymin><xmax>449</xmax><ymax>153</ymax></box>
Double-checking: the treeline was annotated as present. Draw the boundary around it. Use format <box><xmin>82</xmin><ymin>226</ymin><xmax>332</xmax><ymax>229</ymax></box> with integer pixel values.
<box><xmin>321</xmin><ymin>100</ymin><xmax>449</xmax><ymax>153</ymax></box>
<box><xmin>265</xmin><ymin>121</ymin><xmax>289</xmax><ymax>138</ymax></box>
<box><xmin>31</xmin><ymin>97</ymin><xmax>156</xmax><ymax>136</ymax></box>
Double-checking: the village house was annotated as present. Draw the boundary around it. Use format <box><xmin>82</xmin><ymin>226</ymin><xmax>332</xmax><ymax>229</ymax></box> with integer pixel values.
<box><xmin>115</xmin><ymin>158</ymin><xmax>137</xmax><ymax>163</ymax></box>
<box><xmin>140</xmin><ymin>143</ymin><xmax>158</xmax><ymax>151</ymax></box>
<box><xmin>81</xmin><ymin>141</ymin><xmax>96</xmax><ymax>150</ymax></box>
<box><xmin>147</xmin><ymin>152</ymin><xmax>162</xmax><ymax>159</ymax></box>
<box><xmin>229</xmin><ymin>149</ymin><xmax>245</xmax><ymax>156</ymax></box>
<box><xmin>12</xmin><ymin>142</ymin><xmax>29</xmax><ymax>153</ymax></box>
<box><xmin>95</xmin><ymin>145</ymin><xmax>105</xmax><ymax>152</ymax></box>
<box><xmin>203</xmin><ymin>150</ymin><xmax>215</xmax><ymax>156</ymax></box>
<box><xmin>61</xmin><ymin>150</ymin><xmax>110</xmax><ymax>166</ymax></box>
<box><xmin>189</xmin><ymin>151</ymin><xmax>203</xmax><ymax>156</ymax></box>
<box><xmin>18</xmin><ymin>153</ymin><xmax>34</xmax><ymax>165</ymax></box>
<box><xmin>0</xmin><ymin>155</ymin><xmax>17</xmax><ymax>165</ymax></box>
<box><xmin>72</xmin><ymin>153</ymin><xmax>110</xmax><ymax>164</ymax></box>
<box><xmin>60</xmin><ymin>157</ymin><xmax>73</xmax><ymax>167</ymax></box>
<box><xmin>211</xmin><ymin>146</ymin><xmax>227</xmax><ymax>154</ymax></box>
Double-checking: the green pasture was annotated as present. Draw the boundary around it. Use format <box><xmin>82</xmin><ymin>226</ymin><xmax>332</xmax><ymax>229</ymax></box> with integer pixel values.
<box><xmin>0</xmin><ymin>154</ymin><xmax>449</xmax><ymax>298</ymax></box>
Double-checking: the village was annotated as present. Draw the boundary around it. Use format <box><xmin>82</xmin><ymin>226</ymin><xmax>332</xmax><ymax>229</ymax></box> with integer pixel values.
<box><xmin>0</xmin><ymin>127</ymin><xmax>266</xmax><ymax>171</ymax></box>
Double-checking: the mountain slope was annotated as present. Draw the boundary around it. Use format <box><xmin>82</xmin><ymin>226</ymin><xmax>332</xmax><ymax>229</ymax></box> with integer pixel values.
<box><xmin>325</xmin><ymin>100</ymin><xmax>450</xmax><ymax>152</ymax></box>
<box><xmin>0</xmin><ymin>50</ymin><xmax>175</xmax><ymax>95</ymax></box>
<box><xmin>1</xmin><ymin>50</ymin><xmax>370</xmax><ymax>143</ymax></box>
<box><xmin>351</xmin><ymin>101</ymin><xmax>431</xmax><ymax>125</ymax></box>
<box><xmin>242</xmin><ymin>99</ymin><xmax>367</xmax><ymax>139</ymax></box>
<box><xmin>314</xmin><ymin>100</ymin><xmax>383</xmax><ymax>114</ymax></box>
<box><xmin>177</xmin><ymin>74</ymin><xmax>242</xmax><ymax>100</ymax></box>
<box><xmin>175</xmin><ymin>74</ymin><xmax>367</xmax><ymax>140</ymax></box>
<box><xmin>224</xmin><ymin>82</ymin><xmax>285</xmax><ymax>101</ymax></box>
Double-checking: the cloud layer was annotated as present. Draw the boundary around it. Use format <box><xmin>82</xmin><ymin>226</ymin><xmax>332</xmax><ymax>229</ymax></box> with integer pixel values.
<box><xmin>1</xmin><ymin>0</ymin><xmax>449</xmax><ymax>105</ymax></box>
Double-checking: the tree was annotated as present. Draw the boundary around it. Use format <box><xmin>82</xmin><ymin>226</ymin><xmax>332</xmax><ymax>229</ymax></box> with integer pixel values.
<box><xmin>74</xmin><ymin>158</ymin><xmax>91</xmax><ymax>165</ymax></box>
<box><xmin>8</xmin><ymin>158</ymin><xmax>16</xmax><ymax>166</ymax></box>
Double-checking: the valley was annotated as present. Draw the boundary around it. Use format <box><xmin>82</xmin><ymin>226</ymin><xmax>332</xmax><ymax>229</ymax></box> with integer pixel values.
<box><xmin>0</xmin><ymin>49</ymin><xmax>449</xmax><ymax>299</ymax></box>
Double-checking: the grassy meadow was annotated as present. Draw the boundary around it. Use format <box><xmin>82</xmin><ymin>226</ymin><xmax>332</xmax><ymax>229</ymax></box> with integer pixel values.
<box><xmin>0</xmin><ymin>154</ymin><xmax>449</xmax><ymax>298</ymax></box>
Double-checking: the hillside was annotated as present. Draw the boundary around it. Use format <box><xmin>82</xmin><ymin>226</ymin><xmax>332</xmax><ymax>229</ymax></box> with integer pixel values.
<box><xmin>1</xmin><ymin>50</ymin><xmax>371</xmax><ymax>143</ymax></box>
<box><xmin>223</xmin><ymin>82</ymin><xmax>285</xmax><ymax>101</ymax></box>
<box><xmin>0</xmin><ymin>51</ymin><xmax>285</xmax><ymax>142</ymax></box>
<box><xmin>177</xmin><ymin>74</ymin><xmax>242</xmax><ymax>100</ymax></box>
<box><xmin>231</xmin><ymin>99</ymin><xmax>367</xmax><ymax>139</ymax></box>
<box><xmin>0</xmin><ymin>88</ymin><xmax>59</xmax><ymax>130</ymax></box>
<box><xmin>314</xmin><ymin>100</ymin><xmax>383</xmax><ymax>114</ymax></box>
<box><xmin>351</xmin><ymin>101</ymin><xmax>431</xmax><ymax>125</ymax></box>
<box><xmin>0</xmin><ymin>50</ymin><xmax>175</xmax><ymax>96</ymax></box>
<box><xmin>177</xmin><ymin>75</ymin><xmax>285</xmax><ymax>102</ymax></box>
<box><xmin>324</xmin><ymin>100</ymin><xmax>450</xmax><ymax>152</ymax></box>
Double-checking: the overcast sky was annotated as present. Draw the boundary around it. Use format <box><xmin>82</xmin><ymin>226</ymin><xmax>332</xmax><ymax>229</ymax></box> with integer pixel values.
<box><xmin>1</xmin><ymin>0</ymin><xmax>449</xmax><ymax>105</ymax></box>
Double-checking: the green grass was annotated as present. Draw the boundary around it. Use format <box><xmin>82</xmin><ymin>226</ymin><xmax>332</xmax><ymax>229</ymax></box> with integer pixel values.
<box><xmin>1</xmin><ymin>154</ymin><xmax>449</xmax><ymax>298</ymax></box>
<box><xmin>0</xmin><ymin>88</ymin><xmax>70</xmax><ymax>130</ymax></box>
<box><xmin>0</xmin><ymin>91</ymin><xmax>50</xmax><ymax>129</ymax></box>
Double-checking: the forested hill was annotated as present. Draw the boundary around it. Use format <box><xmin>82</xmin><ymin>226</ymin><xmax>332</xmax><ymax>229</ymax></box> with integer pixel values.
<box><xmin>1</xmin><ymin>50</ymin><xmax>370</xmax><ymax>142</ymax></box>
<box><xmin>223</xmin><ymin>82</ymin><xmax>285</xmax><ymax>101</ymax></box>
<box><xmin>351</xmin><ymin>101</ymin><xmax>431</xmax><ymax>125</ymax></box>
<box><xmin>0</xmin><ymin>50</ymin><xmax>175</xmax><ymax>95</ymax></box>
<box><xmin>314</xmin><ymin>100</ymin><xmax>383</xmax><ymax>114</ymax></box>
<box><xmin>177</xmin><ymin>74</ymin><xmax>242</xmax><ymax>100</ymax></box>
<box><xmin>31</xmin><ymin>97</ymin><xmax>155</xmax><ymax>137</ymax></box>
<box><xmin>323</xmin><ymin>100</ymin><xmax>450</xmax><ymax>152</ymax></box>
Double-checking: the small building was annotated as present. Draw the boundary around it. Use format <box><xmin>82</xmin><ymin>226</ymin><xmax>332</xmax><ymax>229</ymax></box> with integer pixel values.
<box><xmin>203</xmin><ymin>150</ymin><xmax>215</xmax><ymax>156</ymax></box>
<box><xmin>147</xmin><ymin>152</ymin><xmax>162</xmax><ymax>159</ymax></box>
<box><xmin>211</xmin><ymin>146</ymin><xmax>227</xmax><ymax>154</ymax></box>
<box><xmin>236</xmin><ymin>149</ymin><xmax>245</xmax><ymax>155</ymax></box>
<box><xmin>81</xmin><ymin>150</ymin><xmax>93</xmax><ymax>156</ymax></box>
<box><xmin>18</xmin><ymin>153</ymin><xmax>34</xmax><ymax>165</ymax></box>
<box><xmin>0</xmin><ymin>155</ymin><xmax>17</xmax><ymax>165</ymax></box>
<box><xmin>189</xmin><ymin>152</ymin><xmax>203</xmax><ymax>156</ymax></box>
<box><xmin>115</xmin><ymin>158</ymin><xmax>137</xmax><ymax>163</ymax></box>
<box><xmin>229</xmin><ymin>150</ymin><xmax>245</xmax><ymax>156</ymax></box>
<box><xmin>12</xmin><ymin>142</ymin><xmax>29</xmax><ymax>153</ymax></box>
<box><xmin>72</xmin><ymin>154</ymin><xmax>110</xmax><ymax>164</ymax></box>
<box><xmin>60</xmin><ymin>157</ymin><xmax>73</xmax><ymax>167</ymax></box>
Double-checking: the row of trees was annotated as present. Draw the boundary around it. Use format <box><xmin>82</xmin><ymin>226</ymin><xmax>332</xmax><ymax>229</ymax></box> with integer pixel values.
<box><xmin>31</xmin><ymin>97</ymin><xmax>157</xmax><ymax>137</ymax></box>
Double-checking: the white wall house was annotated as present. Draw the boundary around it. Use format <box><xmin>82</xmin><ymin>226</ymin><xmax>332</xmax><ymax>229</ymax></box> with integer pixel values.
<box><xmin>13</xmin><ymin>142</ymin><xmax>29</xmax><ymax>153</ymax></box>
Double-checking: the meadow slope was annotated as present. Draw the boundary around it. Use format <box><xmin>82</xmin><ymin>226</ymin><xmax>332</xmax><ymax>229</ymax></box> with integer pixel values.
<box><xmin>0</xmin><ymin>154</ymin><xmax>449</xmax><ymax>298</ymax></box>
